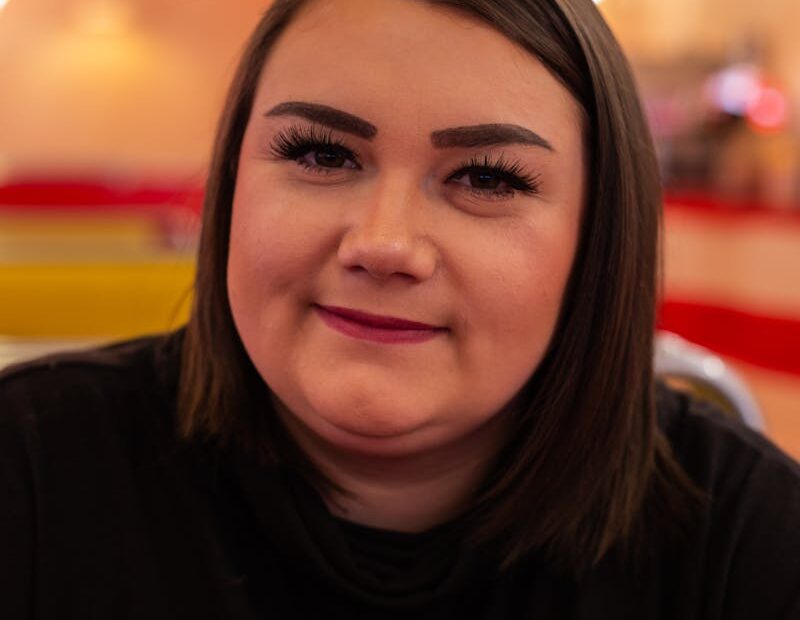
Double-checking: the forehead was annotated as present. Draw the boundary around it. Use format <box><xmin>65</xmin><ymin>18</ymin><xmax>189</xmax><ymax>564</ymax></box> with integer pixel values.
<box><xmin>255</xmin><ymin>0</ymin><xmax>583</xmax><ymax>146</ymax></box>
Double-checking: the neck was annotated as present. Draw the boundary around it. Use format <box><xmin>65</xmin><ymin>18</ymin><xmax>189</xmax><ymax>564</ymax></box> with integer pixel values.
<box><xmin>277</xmin><ymin>409</ymin><xmax>512</xmax><ymax>533</ymax></box>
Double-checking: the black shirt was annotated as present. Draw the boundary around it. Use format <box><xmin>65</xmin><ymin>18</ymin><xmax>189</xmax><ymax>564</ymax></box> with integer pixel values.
<box><xmin>1</xmin><ymin>331</ymin><xmax>799</xmax><ymax>619</ymax></box>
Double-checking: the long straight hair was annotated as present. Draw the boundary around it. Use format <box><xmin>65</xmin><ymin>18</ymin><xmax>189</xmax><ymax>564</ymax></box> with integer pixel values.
<box><xmin>179</xmin><ymin>0</ymin><xmax>701</xmax><ymax>576</ymax></box>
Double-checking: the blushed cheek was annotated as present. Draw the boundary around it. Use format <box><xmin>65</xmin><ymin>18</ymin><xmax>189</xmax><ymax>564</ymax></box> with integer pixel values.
<box><xmin>487</xmin><ymin>222</ymin><xmax>578</xmax><ymax>371</ymax></box>
<box><xmin>227</xmin><ymin>188</ymin><xmax>286</xmax><ymax>334</ymax></box>
<box><xmin>229</xmin><ymin>188</ymin><xmax>307</xmax><ymax>295</ymax></box>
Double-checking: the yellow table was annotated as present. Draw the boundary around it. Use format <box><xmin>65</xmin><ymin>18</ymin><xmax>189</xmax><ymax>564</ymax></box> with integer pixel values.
<box><xmin>0</xmin><ymin>210</ymin><xmax>195</xmax><ymax>338</ymax></box>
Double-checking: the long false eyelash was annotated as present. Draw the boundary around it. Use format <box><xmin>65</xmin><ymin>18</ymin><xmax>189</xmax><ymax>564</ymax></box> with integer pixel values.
<box><xmin>451</xmin><ymin>154</ymin><xmax>541</xmax><ymax>195</ymax></box>
<box><xmin>269</xmin><ymin>124</ymin><xmax>360</xmax><ymax>166</ymax></box>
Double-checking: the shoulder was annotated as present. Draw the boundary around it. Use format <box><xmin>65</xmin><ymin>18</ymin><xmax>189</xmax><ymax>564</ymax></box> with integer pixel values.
<box><xmin>0</xmin><ymin>329</ymin><xmax>183</xmax><ymax>388</ymax></box>
<box><xmin>0</xmin><ymin>330</ymin><xmax>190</xmax><ymax>616</ymax></box>
<box><xmin>0</xmin><ymin>329</ymin><xmax>183</xmax><ymax>416</ymax></box>
<box><xmin>657</xmin><ymin>382</ymin><xmax>800</xmax><ymax>493</ymax></box>
<box><xmin>655</xmin><ymin>383</ymin><xmax>800</xmax><ymax>618</ymax></box>
<box><xmin>0</xmin><ymin>330</ymin><xmax>185</xmax><ymax>463</ymax></box>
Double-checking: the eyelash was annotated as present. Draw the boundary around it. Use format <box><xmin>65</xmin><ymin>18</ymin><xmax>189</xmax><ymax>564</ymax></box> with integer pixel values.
<box><xmin>445</xmin><ymin>155</ymin><xmax>541</xmax><ymax>199</ymax></box>
<box><xmin>268</xmin><ymin>125</ymin><xmax>540</xmax><ymax>199</ymax></box>
<box><xmin>270</xmin><ymin>125</ymin><xmax>361</xmax><ymax>172</ymax></box>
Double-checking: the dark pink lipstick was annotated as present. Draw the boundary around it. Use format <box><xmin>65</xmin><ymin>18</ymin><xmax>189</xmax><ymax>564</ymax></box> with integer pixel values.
<box><xmin>314</xmin><ymin>304</ymin><xmax>445</xmax><ymax>344</ymax></box>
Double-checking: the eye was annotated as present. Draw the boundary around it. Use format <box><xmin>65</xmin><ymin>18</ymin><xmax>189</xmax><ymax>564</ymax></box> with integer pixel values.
<box><xmin>458</xmin><ymin>168</ymin><xmax>510</xmax><ymax>191</ymax></box>
<box><xmin>298</xmin><ymin>146</ymin><xmax>359</xmax><ymax>170</ymax></box>
<box><xmin>446</xmin><ymin>155</ymin><xmax>540</xmax><ymax>199</ymax></box>
<box><xmin>270</xmin><ymin>125</ymin><xmax>361</xmax><ymax>173</ymax></box>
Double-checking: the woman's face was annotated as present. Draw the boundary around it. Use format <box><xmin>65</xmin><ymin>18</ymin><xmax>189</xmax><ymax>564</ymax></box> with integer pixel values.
<box><xmin>228</xmin><ymin>0</ymin><xmax>585</xmax><ymax>457</ymax></box>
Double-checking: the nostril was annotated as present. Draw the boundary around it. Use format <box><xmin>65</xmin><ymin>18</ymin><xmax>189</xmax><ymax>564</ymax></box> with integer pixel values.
<box><xmin>347</xmin><ymin>264</ymin><xmax>369</xmax><ymax>275</ymax></box>
<box><xmin>344</xmin><ymin>261</ymin><xmax>420</xmax><ymax>283</ymax></box>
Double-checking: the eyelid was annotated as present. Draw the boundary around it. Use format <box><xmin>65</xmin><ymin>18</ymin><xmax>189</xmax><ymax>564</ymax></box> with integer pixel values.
<box><xmin>445</xmin><ymin>154</ymin><xmax>541</xmax><ymax>195</ymax></box>
<box><xmin>268</xmin><ymin>126</ymin><xmax>540</xmax><ymax>196</ymax></box>
<box><xmin>269</xmin><ymin>123</ymin><xmax>363</xmax><ymax>167</ymax></box>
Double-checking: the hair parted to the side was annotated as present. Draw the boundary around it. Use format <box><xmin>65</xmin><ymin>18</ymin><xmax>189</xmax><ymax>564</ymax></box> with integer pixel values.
<box><xmin>179</xmin><ymin>0</ymin><xmax>702</xmax><ymax>576</ymax></box>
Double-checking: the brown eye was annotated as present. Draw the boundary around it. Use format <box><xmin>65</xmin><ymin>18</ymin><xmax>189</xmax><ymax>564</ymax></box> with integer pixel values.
<box><xmin>271</xmin><ymin>125</ymin><xmax>362</xmax><ymax>172</ymax></box>
<box><xmin>314</xmin><ymin>149</ymin><xmax>347</xmax><ymax>168</ymax></box>
<box><xmin>445</xmin><ymin>157</ymin><xmax>540</xmax><ymax>199</ymax></box>
<box><xmin>296</xmin><ymin>146</ymin><xmax>359</xmax><ymax>171</ymax></box>
<box><xmin>469</xmin><ymin>169</ymin><xmax>502</xmax><ymax>190</ymax></box>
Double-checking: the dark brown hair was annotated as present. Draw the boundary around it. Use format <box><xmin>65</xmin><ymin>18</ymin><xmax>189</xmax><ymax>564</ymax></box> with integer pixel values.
<box><xmin>179</xmin><ymin>0</ymin><xmax>700</xmax><ymax>576</ymax></box>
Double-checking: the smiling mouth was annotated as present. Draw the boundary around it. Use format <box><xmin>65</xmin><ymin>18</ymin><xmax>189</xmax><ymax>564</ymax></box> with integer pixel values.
<box><xmin>313</xmin><ymin>304</ymin><xmax>446</xmax><ymax>344</ymax></box>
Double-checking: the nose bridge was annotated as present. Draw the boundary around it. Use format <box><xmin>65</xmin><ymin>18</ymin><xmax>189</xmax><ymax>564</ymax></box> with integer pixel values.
<box><xmin>337</xmin><ymin>172</ymin><xmax>437</xmax><ymax>281</ymax></box>
<box><xmin>361</xmin><ymin>173</ymin><xmax>417</xmax><ymax>240</ymax></box>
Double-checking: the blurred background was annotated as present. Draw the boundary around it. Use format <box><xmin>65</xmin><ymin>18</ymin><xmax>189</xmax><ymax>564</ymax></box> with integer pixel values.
<box><xmin>0</xmin><ymin>0</ymin><xmax>798</xmax><ymax>457</ymax></box>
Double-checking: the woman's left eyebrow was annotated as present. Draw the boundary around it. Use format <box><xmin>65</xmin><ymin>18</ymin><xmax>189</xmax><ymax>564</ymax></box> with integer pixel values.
<box><xmin>431</xmin><ymin>124</ymin><xmax>554</xmax><ymax>151</ymax></box>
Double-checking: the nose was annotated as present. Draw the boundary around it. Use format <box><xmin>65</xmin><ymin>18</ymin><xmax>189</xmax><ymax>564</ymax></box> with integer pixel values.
<box><xmin>337</xmin><ymin>178</ymin><xmax>438</xmax><ymax>282</ymax></box>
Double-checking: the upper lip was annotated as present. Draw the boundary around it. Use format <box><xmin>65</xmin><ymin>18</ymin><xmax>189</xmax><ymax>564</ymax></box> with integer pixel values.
<box><xmin>315</xmin><ymin>304</ymin><xmax>442</xmax><ymax>331</ymax></box>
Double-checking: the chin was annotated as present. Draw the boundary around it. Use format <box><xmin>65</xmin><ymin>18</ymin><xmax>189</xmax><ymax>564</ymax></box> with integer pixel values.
<box><xmin>318</xmin><ymin>396</ymin><xmax>428</xmax><ymax>436</ymax></box>
<box><xmin>295</xmin><ymin>391</ymin><xmax>446</xmax><ymax>457</ymax></box>
<box><xmin>317</xmin><ymin>424</ymin><xmax>441</xmax><ymax>458</ymax></box>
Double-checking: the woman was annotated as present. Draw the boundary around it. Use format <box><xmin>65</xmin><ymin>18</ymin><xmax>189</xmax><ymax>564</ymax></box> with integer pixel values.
<box><xmin>2</xmin><ymin>0</ymin><xmax>799</xmax><ymax>618</ymax></box>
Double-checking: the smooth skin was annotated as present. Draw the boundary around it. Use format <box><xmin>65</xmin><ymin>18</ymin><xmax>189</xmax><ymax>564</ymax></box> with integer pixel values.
<box><xmin>228</xmin><ymin>0</ymin><xmax>586</xmax><ymax>531</ymax></box>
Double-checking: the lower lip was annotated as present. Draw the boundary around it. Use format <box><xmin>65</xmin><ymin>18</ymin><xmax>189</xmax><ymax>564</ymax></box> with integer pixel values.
<box><xmin>314</xmin><ymin>306</ymin><xmax>444</xmax><ymax>344</ymax></box>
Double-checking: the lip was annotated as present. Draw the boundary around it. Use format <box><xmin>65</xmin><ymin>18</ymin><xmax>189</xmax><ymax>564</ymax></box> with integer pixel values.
<box><xmin>314</xmin><ymin>304</ymin><xmax>446</xmax><ymax>344</ymax></box>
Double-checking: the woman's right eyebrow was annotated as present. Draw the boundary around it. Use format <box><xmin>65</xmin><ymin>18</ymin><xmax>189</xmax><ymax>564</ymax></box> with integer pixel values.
<box><xmin>265</xmin><ymin>101</ymin><xmax>378</xmax><ymax>139</ymax></box>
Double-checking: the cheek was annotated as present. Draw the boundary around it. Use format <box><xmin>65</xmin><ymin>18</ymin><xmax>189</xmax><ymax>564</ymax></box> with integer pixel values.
<box><xmin>227</xmin><ymin>181</ymin><xmax>336</xmax><ymax>312</ymax></box>
<box><xmin>227</xmin><ymin>194</ymin><xmax>310</xmax><ymax>368</ymax></box>
<box><xmin>227</xmin><ymin>183</ymin><xmax>338</xmax><ymax>407</ymax></box>
<box><xmin>454</xmin><ymin>213</ymin><xmax>580</xmax><ymax>391</ymax></box>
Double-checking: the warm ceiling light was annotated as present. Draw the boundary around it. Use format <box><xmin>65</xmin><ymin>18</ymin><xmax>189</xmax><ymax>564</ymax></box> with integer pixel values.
<box><xmin>76</xmin><ymin>0</ymin><xmax>136</xmax><ymax>36</ymax></box>
<box><xmin>0</xmin><ymin>0</ymin><xmax>9</xmax><ymax>11</ymax></box>
<box><xmin>747</xmin><ymin>86</ymin><xmax>788</xmax><ymax>131</ymax></box>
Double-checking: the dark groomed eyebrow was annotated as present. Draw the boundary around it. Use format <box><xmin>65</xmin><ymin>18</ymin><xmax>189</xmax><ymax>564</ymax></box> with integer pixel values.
<box><xmin>431</xmin><ymin>123</ymin><xmax>554</xmax><ymax>151</ymax></box>
<box><xmin>264</xmin><ymin>102</ymin><xmax>552</xmax><ymax>152</ymax></box>
<box><xmin>265</xmin><ymin>101</ymin><xmax>378</xmax><ymax>140</ymax></box>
